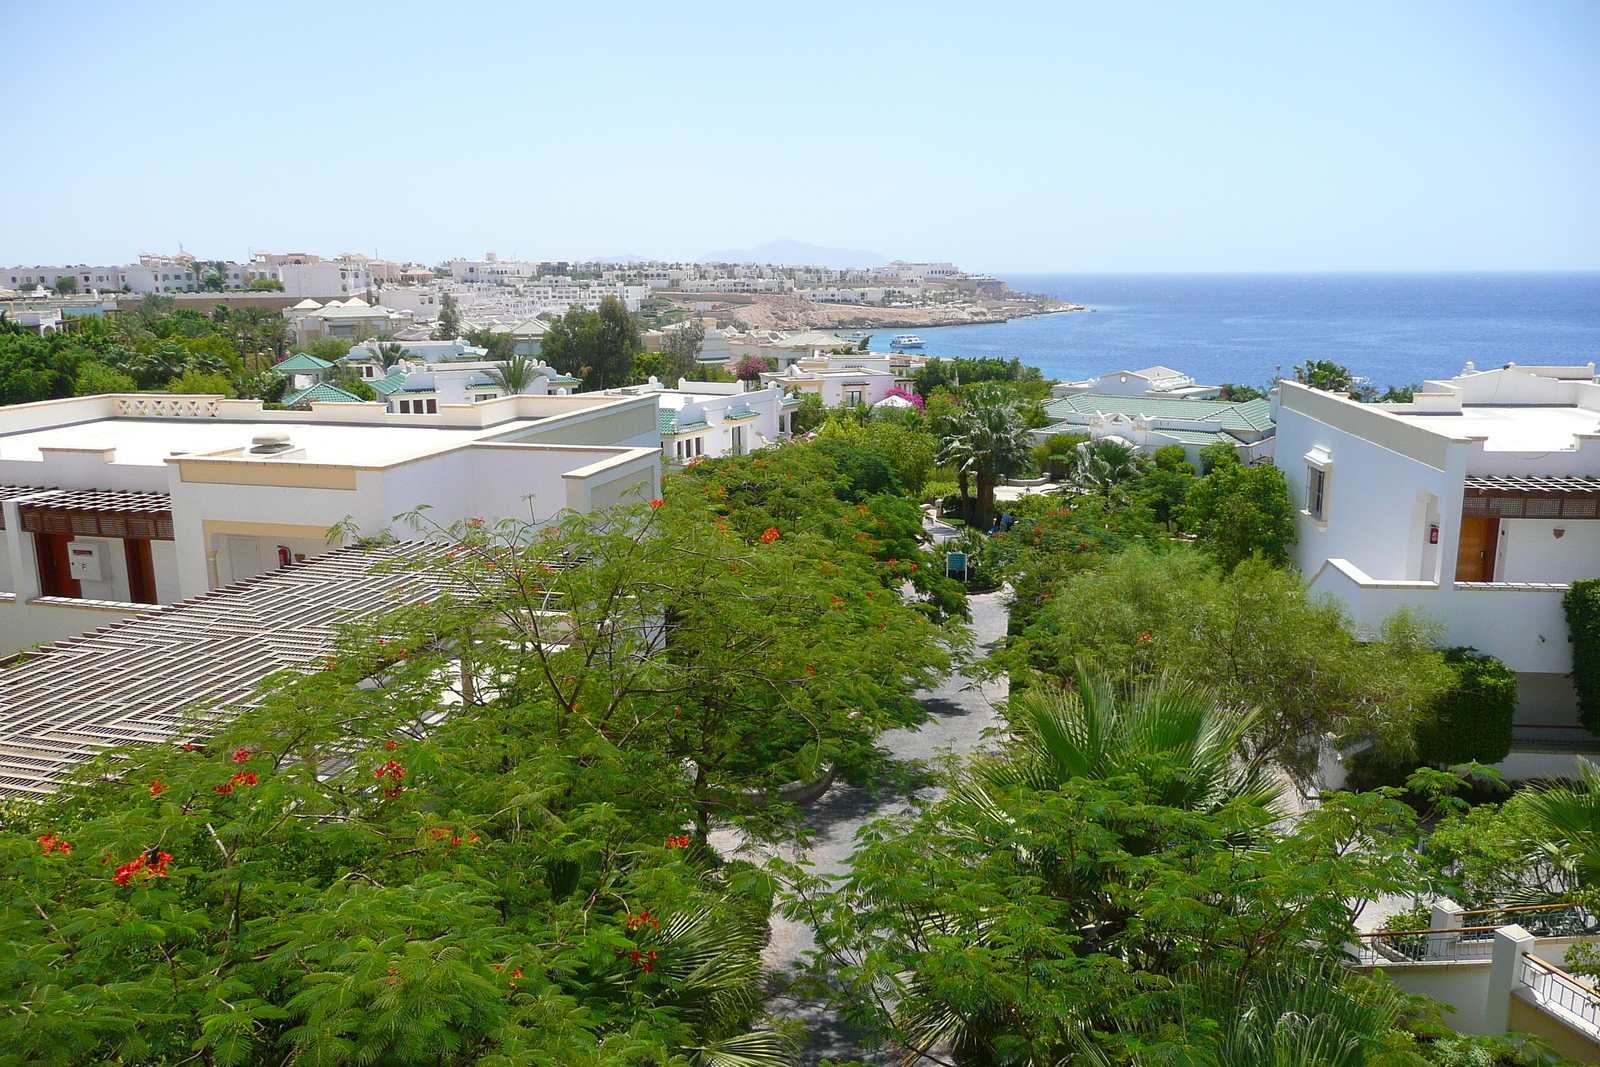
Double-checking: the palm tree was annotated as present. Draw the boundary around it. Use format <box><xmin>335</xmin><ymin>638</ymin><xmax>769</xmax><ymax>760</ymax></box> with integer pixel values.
<box><xmin>1519</xmin><ymin>757</ymin><xmax>1600</xmax><ymax>893</ymax></box>
<box><xmin>982</xmin><ymin>666</ymin><xmax>1280</xmax><ymax>815</ymax></box>
<box><xmin>1071</xmin><ymin>437</ymin><xmax>1144</xmax><ymax>499</ymax></box>
<box><xmin>935</xmin><ymin>387</ymin><xmax>1034</xmax><ymax>529</ymax></box>
<box><xmin>487</xmin><ymin>353</ymin><xmax>540</xmax><ymax>395</ymax></box>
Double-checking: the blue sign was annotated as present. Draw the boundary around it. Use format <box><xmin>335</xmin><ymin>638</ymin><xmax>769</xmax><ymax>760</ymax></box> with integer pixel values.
<box><xmin>946</xmin><ymin>552</ymin><xmax>967</xmax><ymax>574</ymax></box>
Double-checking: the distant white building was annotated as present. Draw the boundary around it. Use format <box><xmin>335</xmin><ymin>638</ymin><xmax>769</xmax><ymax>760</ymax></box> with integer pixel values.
<box><xmin>251</xmin><ymin>259</ymin><xmax>375</xmax><ymax>299</ymax></box>
<box><xmin>1052</xmin><ymin>365</ymin><xmax>1222</xmax><ymax>400</ymax></box>
<box><xmin>1035</xmin><ymin>390</ymin><xmax>1276</xmax><ymax>467</ymax></box>
<box><xmin>599</xmin><ymin>379</ymin><xmax>792</xmax><ymax>462</ymax></box>
<box><xmin>0</xmin><ymin>390</ymin><xmax>662</xmax><ymax>656</ymax></box>
<box><xmin>760</xmin><ymin>355</ymin><xmax>899</xmax><ymax>409</ymax></box>
<box><xmin>282</xmin><ymin>298</ymin><xmax>414</xmax><ymax>345</ymax></box>
<box><xmin>378</xmin><ymin>287</ymin><xmax>441</xmax><ymax>321</ymax></box>
<box><xmin>1275</xmin><ymin>364</ymin><xmax>1600</xmax><ymax>763</ymax></box>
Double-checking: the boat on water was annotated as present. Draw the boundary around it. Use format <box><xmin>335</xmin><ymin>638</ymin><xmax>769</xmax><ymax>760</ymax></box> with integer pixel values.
<box><xmin>845</xmin><ymin>331</ymin><xmax>868</xmax><ymax>340</ymax></box>
<box><xmin>891</xmin><ymin>334</ymin><xmax>925</xmax><ymax>348</ymax></box>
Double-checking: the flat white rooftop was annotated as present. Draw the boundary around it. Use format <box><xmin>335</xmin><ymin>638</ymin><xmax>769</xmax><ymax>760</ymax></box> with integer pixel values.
<box><xmin>1388</xmin><ymin>406</ymin><xmax>1600</xmax><ymax>453</ymax></box>
<box><xmin>0</xmin><ymin>417</ymin><xmax>543</xmax><ymax>468</ymax></box>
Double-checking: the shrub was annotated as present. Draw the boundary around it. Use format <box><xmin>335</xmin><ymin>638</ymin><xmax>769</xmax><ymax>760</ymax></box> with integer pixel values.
<box><xmin>1414</xmin><ymin>648</ymin><xmax>1516</xmax><ymax>766</ymax></box>
<box><xmin>166</xmin><ymin>368</ymin><xmax>235</xmax><ymax>396</ymax></box>
<box><xmin>1565</xmin><ymin>579</ymin><xmax>1600</xmax><ymax>731</ymax></box>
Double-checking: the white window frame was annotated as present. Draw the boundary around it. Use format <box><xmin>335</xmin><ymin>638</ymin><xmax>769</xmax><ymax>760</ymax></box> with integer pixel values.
<box><xmin>1303</xmin><ymin>447</ymin><xmax>1332</xmax><ymax>525</ymax></box>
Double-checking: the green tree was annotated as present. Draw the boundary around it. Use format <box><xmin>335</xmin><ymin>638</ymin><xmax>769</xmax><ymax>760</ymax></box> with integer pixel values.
<box><xmin>816</xmin><ymin>418</ymin><xmax>937</xmax><ymax>497</ymax></box>
<box><xmin>486</xmin><ymin>353</ymin><xmax>539</xmax><ymax>395</ymax></box>
<box><xmin>166</xmin><ymin>367</ymin><xmax>235</xmax><ymax>396</ymax></box>
<box><xmin>592</xmin><ymin>296</ymin><xmax>640</xmax><ymax>390</ymax></box>
<box><xmin>1293</xmin><ymin>358</ymin><xmax>1356</xmax><ymax>393</ymax></box>
<box><xmin>661</xmin><ymin>320</ymin><xmax>705</xmax><ymax>380</ymax></box>
<box><xmin>247</xmin><ymin>276</ymin><xmax>284</xmax><ymax>291</ymax></box>
<box><xmin>1032</xmin><ymin>432</ymin><xmax>1087</xmax><ymax>480</ymax></box>
<box><xmin>1179</xmin><ymin>460</ymin><xmax>1296</xmax><ymax>571</ymax></box>
<box><xmin>1215</xmin><ymin>382</ymin><xmax>1268</xmax><ymax>402</ymax></box>
<box><xmin>73</xmin><ymin>362</ymin><xmax>138</xmax><ymax>396</ymax></box>
<box><xmin>789</xmin><ymin>392</ymin><xmax>825</xmax><ymax>434</ymax></box>
<box><xmin>783</xmin><ymin>668</ymin><xmax>1434</xmax><ymax>1066</ymax></box>
<box><xmin>935</xmin><ymin>387</ymin><xmax>1034</xmax><ymax>528</ymax></box>
<box><xmin>431</xmin><ymin>292</ymin><xmax>461</xmax><ymax>339</ymax></box>
<box><xmin>998</xmin><ymin>549</ymin><xmax>1452</xmax><ymax>778</ymax></box>
<box><xmin>1196</xmin><ymin>439</ymin><xmax>1242</xmax><ymax>474</ymax></box>
<box><xmin>53</xmin><ymin>275</ymin><xmax>77</xmax><ymax>295</ymax></box>
<box><xmin>1071</xmin><ymin>437</ymin><xmax>1145</xmax><ymax>500</ymax></box>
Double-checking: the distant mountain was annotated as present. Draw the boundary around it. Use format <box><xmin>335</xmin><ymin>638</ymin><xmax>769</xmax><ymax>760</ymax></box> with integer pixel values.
<box><xmin>699</xmin><ymin>240</ymin><xmax>887</xmax><ymax>269</ymax></box>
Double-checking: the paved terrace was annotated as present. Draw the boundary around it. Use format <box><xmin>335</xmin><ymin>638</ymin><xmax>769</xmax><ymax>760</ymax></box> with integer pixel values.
<box><xmin>0</xmin><ymin>542</ymin><xmax>448</xmax><ymax>797</ymax></box>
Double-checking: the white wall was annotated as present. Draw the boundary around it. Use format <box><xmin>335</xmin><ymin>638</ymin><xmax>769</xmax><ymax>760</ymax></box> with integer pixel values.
<box><xmin>1498</xmin><ymin>519</ymin><xmax>1600</xmax><ymax>584</ymax></box>
<box><xmin>0</xmin><ymin>596</ymin><xmax>143</xmax><ymax>655</ymax></box>
<box><xmin>1276</xmin><ymin>404</ymin><xmax>1459</xmax><ymax>583</ymax></box>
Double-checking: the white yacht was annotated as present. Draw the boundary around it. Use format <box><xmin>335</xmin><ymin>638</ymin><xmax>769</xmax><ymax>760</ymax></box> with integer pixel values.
<box><xmin>891</xmin><ymin>334</ymin><xmax>925</xmax><ymax>348</ymax></box>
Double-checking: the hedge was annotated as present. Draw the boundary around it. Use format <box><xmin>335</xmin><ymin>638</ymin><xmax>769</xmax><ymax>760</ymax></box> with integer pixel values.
<box><xmin>1565</xmin><ymin>579</ymin><xmax>1600</xmax><ymax>732</ymax></box>
<box><xmin>1414</xmin><ymin>647</ymin><xmax>1517</xmax><ymax>766</ymax></box>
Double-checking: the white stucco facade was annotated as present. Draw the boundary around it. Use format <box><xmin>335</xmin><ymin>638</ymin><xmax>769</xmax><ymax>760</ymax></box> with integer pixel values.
<box><xmin>0</xmin><ymin>392</ymin><xmax>661</xmax><ymax>655</ymax></box>
<box><xmin>1274</xmin><ymin>365</ymin><xmax>1600</xmax><ymax>754</ymax></box>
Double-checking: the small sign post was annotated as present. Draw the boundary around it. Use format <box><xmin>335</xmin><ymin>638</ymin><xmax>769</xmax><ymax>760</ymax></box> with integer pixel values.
<box><xmin>946</xmin><ymin>551</ymin><xmax>968</xmax><ymax>582</ymax></box>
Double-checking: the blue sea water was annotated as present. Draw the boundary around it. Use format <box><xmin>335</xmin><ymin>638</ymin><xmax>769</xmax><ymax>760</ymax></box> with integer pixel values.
<box><xmin>869</xmin><ymin>273</ymin><xmax>1600</xmax><ymax>391</ymax></box>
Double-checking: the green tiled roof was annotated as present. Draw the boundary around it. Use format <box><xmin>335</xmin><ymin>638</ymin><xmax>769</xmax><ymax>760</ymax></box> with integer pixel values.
<box><xmin>658</xmin><ymin>409</ymin><xmax>679</xmax><ymax>434</ymax></box>
<box><xmin>1151</xmin><ymin>427</ymin><xmax>1232</xmax><ymax>445</ymax></box>
<box><xmin>276</xmin><ymin>353</ymin><xmax>335</xmax><ymax>372</ymax></box>
<box><xmin>547</xmin><ymin>374</ymin><xmax>580</xmax><ymax>383</ymax></box>
<box><xmin>283</xmin><ymin>382</ymin><xmax>364</xmax><ymax>407</ymax></box>
<box><xmin>369</xmin><ymin>372</ymin><xmax>407</xmax><ymax>397</ymax></box>
<box><xmin>723</xmin><ymin>408</ymin><xmax>759</xmax><ymax>422</ymax></box>
<box><xmin>780</xmin><ymin>394</ymin><xmax>802</xmax><ymax>406</ymax></box>
<box><xmin>1043</xmin><ymin>392</ymin><xmax>1274</xmax><ymax>433</ymax></box>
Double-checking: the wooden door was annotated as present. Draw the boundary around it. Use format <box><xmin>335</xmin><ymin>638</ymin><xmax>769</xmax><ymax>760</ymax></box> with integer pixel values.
<box><xmin>35</xmin><ymin>532</ymin><xmax>81</xmax><ymax>598</ymax></box>
<box><xmin>124</xmin><ymin>538</ymin><xmax>157</xmax><ymax>604</ymax></box>
<box><xmin>1455</xmin><ymin>517</ymin><xmax>1499</xmax><ymax>582</ymax></box>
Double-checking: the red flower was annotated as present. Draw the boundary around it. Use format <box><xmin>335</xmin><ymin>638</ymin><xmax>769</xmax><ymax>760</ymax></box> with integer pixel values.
<box><xmin>111</xmin><ymin>849</ymin><xmax>172</xmax><ymax>885</ymax></box>
<box><xmin>385</xmin><ymin>740</ymin><xmax>397</xmax><ymax>749</ymax></box>
<box><xmin>149</xmin><ymin>779</ymin><xmax>168</xmax><ymax>797</ymax></box>
<box><xmin>214</xmin><ymin>770</ymin><xmax>259</xmax><ymax>794</ymax></box>
<box><xmin>625</xmin><ymin>910</ymin><xmax>659</xmax><ymax>932</ymax></box>
<box><xmin>629</xmin><ymin>949</ymin><xmax>659</xmax><ymax>973</ymax></box>
<box><xmin>375</xmin><ymin>760</ymin><xmax>406</xmax><ymax>798</ymax></box>
<box><xmin>666</xmin><ymin>835</ymin><xmax>690</xmax><ymax>849</ymax></box>
<box><xmin>232</xmin><ymin>747</ymin><xmax>254</xmax><ymax>763</ymax></box>
<box><xmin>760</xmin><ymin>527</ymin><xmax>780</xmax><ymax>544</ymax></box>
<box><xmin>38</xmin><ymin>833</ymin><xmax>72</xmax><ymax>856</ymax></box>
<box><xmin>649</xmin><ymin>499</ymin><xmax>665</xmax><ymax>509</ymax></box>
<box><xmin>1138</xmin><ymin>631</ymin><xmax>1152</xmax><ymax>643</ymax></box>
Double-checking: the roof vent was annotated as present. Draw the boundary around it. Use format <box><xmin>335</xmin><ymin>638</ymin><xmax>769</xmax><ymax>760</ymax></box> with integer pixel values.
<box><xmin>249</xmin><ymin>430</ymin><xmax>292</xmax><ymax>455</ymax></box>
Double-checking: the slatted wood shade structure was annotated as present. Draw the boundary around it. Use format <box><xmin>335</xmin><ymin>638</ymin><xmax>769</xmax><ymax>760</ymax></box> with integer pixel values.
<box><xmin>15</xmin><ymin>487</ymin><xmax>175</xmax><ymax>539</ymax></box>
<box><xmin>1463</xmin><ymin>475</ymin><xmax>1600</xmax><ymax>520</ymax></box>
<box><xmin>0</xmin><ymin>543</ymin><xmax>452</xmax><ymax>798</ymax></box>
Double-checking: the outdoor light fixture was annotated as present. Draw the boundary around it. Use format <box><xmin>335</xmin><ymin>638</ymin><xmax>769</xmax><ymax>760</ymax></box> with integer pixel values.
<box><xmin>1555</xmin><ymin>528</ymin><xmax>1566</xmax><ymax>539</ymax></box>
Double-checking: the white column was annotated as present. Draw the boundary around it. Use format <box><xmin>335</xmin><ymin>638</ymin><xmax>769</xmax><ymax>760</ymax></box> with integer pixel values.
<box><xmin>1428</xmin><ymin>903</ymin><xmax>1462</xmax><ymax>959</ymax></box>
<box><xmin>1485</xmin><ymin>923</ymin><xmax>1535</xmax><ymax>1035</ymax></box>
<box><xmin>4</xmin><ymin>499</ymin><xmax>40</xmax><ymax>601</ymax></box>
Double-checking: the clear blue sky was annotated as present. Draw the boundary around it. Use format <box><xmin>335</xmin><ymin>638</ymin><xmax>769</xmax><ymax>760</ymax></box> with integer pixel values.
<box><xmin>2</xmin><ymin>1</ymin><xmax>1596</xmax><ymax>272</ymax></box>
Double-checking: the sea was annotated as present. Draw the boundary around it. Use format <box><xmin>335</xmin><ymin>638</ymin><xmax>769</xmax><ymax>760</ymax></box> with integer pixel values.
<box><xmin>856</xmin><ymin>273</ymin><xmax>1600</xmax><ymax>391</ymax></box>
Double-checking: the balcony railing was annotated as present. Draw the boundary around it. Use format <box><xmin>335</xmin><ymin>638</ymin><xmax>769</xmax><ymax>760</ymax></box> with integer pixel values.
<box><xmin>1521</xmin><ymin>955</ymin><xmax>1600</xmax><ymax>1037</ymax></box>
<box><xmin>114</xmin><ymin>395</ymin><xmax>220</xmax><ymax>418</ymax></box>
<box><xmin>1458</xmin><ymin>903</ymin><xmax>1597</xmax><ymax>938</ymax></box>
<box><xmin>1350</xmin><ymin>926</ymin><xmax>1499</xmax><ymax>965</ymax></box>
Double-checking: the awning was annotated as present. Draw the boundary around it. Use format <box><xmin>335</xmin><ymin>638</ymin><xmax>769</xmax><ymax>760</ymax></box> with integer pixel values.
<box><xmin>15</xmin><ymin>488</ymin><xmax>174</xmax><ymax>540</ymax></box>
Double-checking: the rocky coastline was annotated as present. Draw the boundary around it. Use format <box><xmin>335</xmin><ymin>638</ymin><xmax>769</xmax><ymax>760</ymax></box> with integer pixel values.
<box><xmin>655</xmin><ymin>290</ymin><xmax>1084</xmax><ymax>332</ymax></box>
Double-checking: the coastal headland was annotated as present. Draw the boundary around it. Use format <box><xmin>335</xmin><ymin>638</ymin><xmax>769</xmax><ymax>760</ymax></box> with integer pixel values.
<box><xmin>653</xmin><ymin>288</ymin><xmax>1084</xmax><ymax>332</ymax></box>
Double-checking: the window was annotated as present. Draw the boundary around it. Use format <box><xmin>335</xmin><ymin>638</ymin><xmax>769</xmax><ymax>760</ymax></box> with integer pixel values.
<box><xmin>399</xmin><ymin>400</ymin><xmax>411</xmax><ymax>413</ymax></box>
<box><xmin>1306</xmin><ymin>467</ymin><xmax>1327</xmax><ymax>520</ymax></box>
<box><xmin>846</xmin><ymin>389</ymin><xmax>863</xmax><ymax>407</ymax></box>
<box><xmin>426</xmin><ymin>399</ymin><xmax>437</xmax><ymax>413</ymax></box>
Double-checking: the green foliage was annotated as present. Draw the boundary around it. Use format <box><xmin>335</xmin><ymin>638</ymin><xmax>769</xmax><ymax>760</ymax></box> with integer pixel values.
<box><xmin>301</xmin><ymin>337</ymin><xmax>354</xmax><ymax>363</ymax></box>
<box><xmin>53</xmin><ymin>275</ymin><xmax>77</xmax><ymax>294</ymax></box>
<box><xmin>247</xmin><ymin>277</ymin><xmax>284</xmax><ymax>291</ymax></box>
<box><xmin>166</xmin><ymin>368</ymin><xmax>235</xmax><ymax>396</ymax></box>
<box><xmin>430</xmin><ymin>291</ymin><xmax>461</xmax><ymax>339</ymax></box>
<box><xmin>1563</xmin><ymin>579</ymin><xmax>1600</xmax><ymax>731</ymax></box>
<box><xmin>1151</xmin><ymin>443</ymin><xmax>1192</xmax><ymax>473</ymax></box>
<box><xmin>1293</xmin><ymin>358</ymin><xmax>1356</xmax><ymax>393</ymax></box>
<box><xmin>996</xmin><ymin>548</ymin><xmax>1453</xmax><ymax>779</ymax></box>
<box><xmin>1216</xmin><ymin>382</ymin><xmax>1268</xmax><ymax>402</ymax></box>
<box><xmin>1427</xmin><ymin>798</ymin><xmax>1572</xmax><ymax>908</ymax></box>
<box><xmin>789</xmin><ymin>393</ymin><xmax>825</xmax><ymax>434</ymax></box>
<box><xmin>1179</xmin><ymin>460</ymin><xmax>1296</xmax><ymax>572</ymax></box>
<box><xmin>911</xmin><ymin>355</ymin><xmax>1033</xmax><ymax>397</ymax></box>
<box><xmin>1379</xmin><ymin>384</ymin><xmax>1419</xmax><ymax>403</ymax></box>
<box><xmin>935</xmin><ymin>386</ymin><xmax>1034</xmax><ymax>529</ymax></box>
<box><xmin>73</xmin><ymin>362</ymin><xmax>137</xmax><ymax>396</ymax></box>
<box><xmin>1033</xmin><ymin>432</ymin><xmax>1087</xmax><ymax>480</ymax></box>
<box><xmin>815</xmin><ymin>418</ymin><xmax>937</xmax><ymax>497</ymax></box>
<box><xmin>540</xmin><ymin>298</ymin><xmax>640</xmax><ymax>391</ymax></box>
<box><xmin>781</xmin><ymin>666</ymin><xmax>1437</xmax><ymax>1066</ymax></box>
<box><xmin>1414</xmin><ymin>648</ymin><xmax>1516</xmax><ymax>766</ymax></box>
<box><xmin>1197</xmin><ymin>439</ymin><xmax>1242</xmax><ymax>474</ymax></box>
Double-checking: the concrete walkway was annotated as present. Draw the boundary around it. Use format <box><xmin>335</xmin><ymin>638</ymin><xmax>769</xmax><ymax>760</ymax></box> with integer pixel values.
<box><xmin>744</xmin><ymin>588</ymin><xmax>1011</xmax><ymax>1065</ymax></box>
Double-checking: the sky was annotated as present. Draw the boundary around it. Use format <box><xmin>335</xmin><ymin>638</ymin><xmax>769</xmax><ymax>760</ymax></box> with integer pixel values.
<box><xmin>1</xmin><ymin>1</ymin><xmax>1596</xmax><ymax>272</ymax></box>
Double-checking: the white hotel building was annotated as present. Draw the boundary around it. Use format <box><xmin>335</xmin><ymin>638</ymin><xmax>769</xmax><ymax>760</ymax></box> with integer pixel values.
<box><xmin>1275</xmin><ymin>365</ymin><xmax>1600</xmax><ymax>758</ymax></box>
<box><xmin>0</xmin><ymin>390</ymin><xmax>661</xmax><ymax>656</ymax></box>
